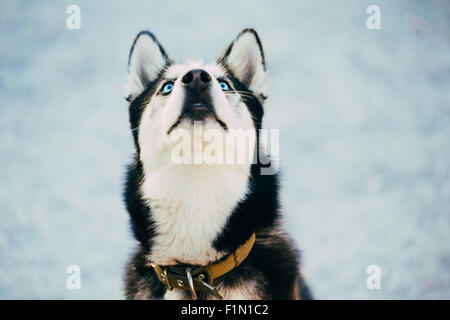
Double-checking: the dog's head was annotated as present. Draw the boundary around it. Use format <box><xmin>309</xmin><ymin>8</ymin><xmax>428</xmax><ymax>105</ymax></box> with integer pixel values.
<box><xmin>125</xmin><ymin>29</ymin><xmax>266</xmax><ymax>169</ymax></box>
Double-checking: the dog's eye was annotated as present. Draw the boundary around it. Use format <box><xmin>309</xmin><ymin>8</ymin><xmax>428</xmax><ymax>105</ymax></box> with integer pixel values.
<box><xmin>219</xmin><ymin>81</ymin><xmax>230</xmax><ymax>91</ymax></box>
<box><xmin>161</xmin><ymin>82</ymin><xmax>174</xmax><ymax>95</ymax></box>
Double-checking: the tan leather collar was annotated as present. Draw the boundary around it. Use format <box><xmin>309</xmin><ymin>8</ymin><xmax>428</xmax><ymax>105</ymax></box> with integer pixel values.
<box><xmin>152</xmin><ymin>233</ymin><xmax>256</xmax><ymax>299</ymax></box>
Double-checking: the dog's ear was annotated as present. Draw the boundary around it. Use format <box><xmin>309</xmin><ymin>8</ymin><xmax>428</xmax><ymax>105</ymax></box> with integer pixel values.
<box><xmin>218</xmin><ymin>29</ymin><xmax>266</xmax><ymax>95</ymax></box>
<box><xmin>125</xmin><ymin>31</ymin><xmax>172</xmax><ymax>102</ymax></box>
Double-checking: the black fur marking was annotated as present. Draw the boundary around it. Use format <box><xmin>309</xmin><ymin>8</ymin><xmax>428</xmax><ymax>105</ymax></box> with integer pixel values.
<box><xmin>219</xmin><ymin>65</ymin><xmax>265</xmax><ymax>131</ymax></box>
<box><xmin>123</xmin><ymin>158</ymin><xmax>155</xmax><ymax>250</ymax></box>
<box><xmin>213</xmin><ymin>164</ymin><xmax>280</xmax><ymax>252</ymax></box>
<box><xmin>298</xmin><ymin>272</ymin><xmax>314</xmax><ymax>300</ymax></box>
<box><xmin>128</xmin><ymin>82</ymin><xmax>159</xmax><ymax>152</ymax></box>
<box><xmin>248</xmin><ymin>238</ymin><xmax>302</xmax><ymax>300</ymax></box>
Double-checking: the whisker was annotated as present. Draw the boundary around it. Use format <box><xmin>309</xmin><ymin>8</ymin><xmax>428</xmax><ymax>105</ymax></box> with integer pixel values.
<box><xmin>233</xmin><ymin>91</ymin><xmax>255</xmax><ymax>97</ymax></box>
<box><xmin>224</xmin><ymin>91</ymin><xmax>255</xmax><ymax>99</ymax></box>
<box><xmin>233</xmin><ymin>90</ymin><xmax>254</xmax><ymax>94</ymax></box>
<box><xmin>139</xmin><ymin>99</ymin><xmax>151</xmax><ymax>108</ymax></box>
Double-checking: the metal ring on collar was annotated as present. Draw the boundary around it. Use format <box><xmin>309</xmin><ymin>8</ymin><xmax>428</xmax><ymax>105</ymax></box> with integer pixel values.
<box><xmin>186</xmin><ymin>268</ymin><xmax>197</xmax><ymax>300</ymax></box>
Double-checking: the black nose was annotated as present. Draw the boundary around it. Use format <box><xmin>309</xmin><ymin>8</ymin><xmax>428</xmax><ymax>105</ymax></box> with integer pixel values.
<box><xmin>181</xmin><ymin>69</ymin><xmax>211</xmax><ymax>92</ymax></box>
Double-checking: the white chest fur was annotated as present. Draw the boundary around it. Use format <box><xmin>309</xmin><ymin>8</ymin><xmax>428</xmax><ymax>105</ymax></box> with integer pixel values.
<box><xmin>141</xmin><ymin>163</ymin><xmax>250</xmax><ymax>266</ymax></box>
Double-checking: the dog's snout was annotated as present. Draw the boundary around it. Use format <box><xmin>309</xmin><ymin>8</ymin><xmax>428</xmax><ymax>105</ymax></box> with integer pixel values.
<box><xmin>182</xmin><ymin>69</ymin><xmax>211</xmax><ymax>91</ymax></box>
<box><xmin>181</xmin><ymin>69</ymin><xmax>214</xmax><ymax>121</ymax></box>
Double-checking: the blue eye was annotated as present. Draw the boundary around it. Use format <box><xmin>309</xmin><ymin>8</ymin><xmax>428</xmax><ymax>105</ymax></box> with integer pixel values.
<box><xmin>219</xmin><ymin>81</ymin><xmax>230</xmax><ymax>91</ymax></box>
<box><xmin>161</xmin><ymin>82</ymin><xmax>174</xmax><ymax>94</ymax></box>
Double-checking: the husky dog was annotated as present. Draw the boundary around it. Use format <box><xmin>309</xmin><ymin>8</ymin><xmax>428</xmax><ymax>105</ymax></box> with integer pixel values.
<box><xmin>123</xmin><ymin>29</ymin><xmax>312</xmax><ymax>300</ymax></box>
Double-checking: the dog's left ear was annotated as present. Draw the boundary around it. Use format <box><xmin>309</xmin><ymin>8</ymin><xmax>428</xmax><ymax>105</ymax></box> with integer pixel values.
<box><xmin>125</xmin><ymin>31</ymin><xmax>172</xmax><ymax>102</ymax></box>
<box><xmin>218</xmin><ymin>29</ymin><xmax>266</xmax><ymax>96</ymax></box>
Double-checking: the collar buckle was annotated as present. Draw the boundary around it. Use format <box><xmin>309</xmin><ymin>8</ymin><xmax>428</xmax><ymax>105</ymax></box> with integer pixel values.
<box><xmin>154</xmin><ymin>265</ymin><xmax>223</xmax><ymax>299</ymax></box>
<box><xmin>151</xmin><ymin>233</ymin><xmax>255</xmax><ymax>300</ymax></box>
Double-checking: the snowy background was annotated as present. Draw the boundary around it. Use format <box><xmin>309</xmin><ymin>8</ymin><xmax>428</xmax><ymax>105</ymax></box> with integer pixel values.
<box><xmin>0</xmin><ymin>0</ymin><xmax>449</xmax><ymax>299</ymax></box>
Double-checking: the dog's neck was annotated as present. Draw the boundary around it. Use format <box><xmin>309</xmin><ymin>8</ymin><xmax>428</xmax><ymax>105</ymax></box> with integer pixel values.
<box><xmin>140</xmin><ymin>162</ymin><xmax>250</xmax><ymax>266</ymax></box>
